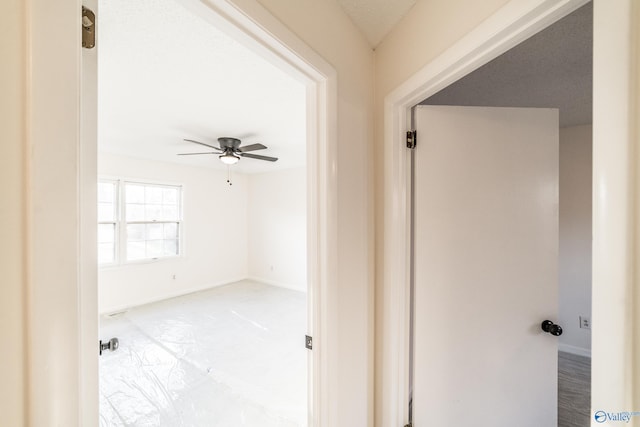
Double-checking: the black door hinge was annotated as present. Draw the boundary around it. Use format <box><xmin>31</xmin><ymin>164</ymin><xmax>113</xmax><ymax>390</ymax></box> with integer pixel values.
<box><xmin>305</xmin><ymin>335</ymin><xmax>313</xmax><ymax>350</ymax></box>
<box><xmin>406</xmin><ymin>130</ymin><xmax>417</xmax><ymax>149</ymax></box>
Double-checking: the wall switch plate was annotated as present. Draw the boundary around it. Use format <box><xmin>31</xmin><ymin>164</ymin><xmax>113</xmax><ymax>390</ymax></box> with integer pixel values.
<box><xmin>579</xmin><ymin>315</ymin><xmax>591</xmax><ymax>330</ymax></box>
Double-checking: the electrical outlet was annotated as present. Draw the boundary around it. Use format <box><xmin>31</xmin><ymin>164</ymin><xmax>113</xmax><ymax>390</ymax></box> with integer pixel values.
<box><xmin>579</xmin><ymin>316</ymin><xmax>591</xmax><ymax>330</ymax></box>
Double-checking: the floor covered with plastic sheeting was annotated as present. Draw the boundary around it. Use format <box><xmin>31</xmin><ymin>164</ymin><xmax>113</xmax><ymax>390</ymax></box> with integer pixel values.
<box><xmin>98</xmin><ymin>280</ymin><xmax>308</xmax><ymax>426</ymax></box>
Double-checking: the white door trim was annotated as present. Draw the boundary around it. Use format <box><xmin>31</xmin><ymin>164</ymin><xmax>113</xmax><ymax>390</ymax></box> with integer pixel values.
<box><xmin>591</xmin><ymin>0</ymin><xmax>640</xmax><ymax>411</ymax></box>
<box><xmin>27</xmin><ymin>0</ymin><xmax>337</xmax><ymax>425</ymax></box>
<box><xmin>381</xmin><ymin>0</ymin><xmax>591</xmax><ymax>425</ymax></box>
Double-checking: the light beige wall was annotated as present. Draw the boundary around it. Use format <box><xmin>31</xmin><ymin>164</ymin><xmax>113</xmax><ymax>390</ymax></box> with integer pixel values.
<box><xmin>559</xmin><ymin>125</ymin><xmax>592</xmax><ymax>356</ymax></box>
<box><xmin>0</xmin><ymin>0</ymin><xmax>26</xmax><ymax>425</ymax></box>
<box><xmin>249</xmin><ymin>1</ymin><xmax>376</xmax><ymax>424</ymax></box>
<box><xmin>372</xmin><ymin>0</ymin><xmax>509</xmax><ymax>422</ymax></box>
<box><xmin>374</xmin><ymin>0</ymin><xmax>509</xmax><ymax>99</ymax></box>
<box><xmin>256</xmin><ymin>0</ymin><xmax>373</xmax><ymax>103</ymax></box>
<box><xmin>635</xmin><ymin>0</ymin><xmax>640</xmax><ymax>411</ymax></box>
<box><xmin>592</xmin><ymin>0</ymin><xmax>640</xmax><ymax>415</ymax></box>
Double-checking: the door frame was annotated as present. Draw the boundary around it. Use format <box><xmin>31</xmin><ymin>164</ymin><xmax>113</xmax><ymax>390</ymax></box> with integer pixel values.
<box><xmin>382</xmin><ymin>0</ymin><xmax>638</xmax><ymax>424</ymax></box>
<box><xmin>27</xmin><ymin>0</ymin><xmax>337</xmax><ymax>425</ymax></box>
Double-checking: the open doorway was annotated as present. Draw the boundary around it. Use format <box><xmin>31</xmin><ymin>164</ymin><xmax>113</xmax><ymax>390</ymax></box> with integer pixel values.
<box><xmin>412</xmin><ymin>3</ymin><xmax>592</xmax><ymax>426</ymax></box>
<box><xmin>96</xmin><ymin>0</ymin><xmax>310</xmax><ymax>424</ymax></box>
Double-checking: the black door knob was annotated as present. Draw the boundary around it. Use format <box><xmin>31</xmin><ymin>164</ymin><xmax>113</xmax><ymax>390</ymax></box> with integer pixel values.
<box><xmin>99</xmin><ymin>337</ymin><xmax>119</xmax><ymax>355</ymax></box>
<box><xmin>541</xmin><ymin>320</ymin><xmax>563</xmax><ymax>336</ymax></box>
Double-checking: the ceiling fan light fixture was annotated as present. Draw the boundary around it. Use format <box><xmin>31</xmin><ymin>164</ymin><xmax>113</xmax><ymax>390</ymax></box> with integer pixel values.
<box><xmin>219</xmin><ymin>152</ymin><xmax>240</xmax><ymax>165</ymax></box>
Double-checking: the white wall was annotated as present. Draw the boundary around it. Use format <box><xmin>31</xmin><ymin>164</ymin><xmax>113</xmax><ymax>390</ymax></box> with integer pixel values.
<box><xmin>558</xmin><ymin>125</ymin><xmax>592</xmax><ymax>356</ymax></box>
<box><xmin>99</xmin><ymin>153</ymin><xmax>308</xmax><ymax>312</ymax></box>
<box><xmin>247</xmin><ymin>168</ymin><xmax>306</xmax><ymax>291</ymax></box>
<box><xmin>254</xmin><ymin>2</ymin><xmax>374</xmax><ymax>425</ymax></box>
<box><xmin>98</xmin><ymin>153</ymin><xmax>248</xmax><ymax>313</ymax></box>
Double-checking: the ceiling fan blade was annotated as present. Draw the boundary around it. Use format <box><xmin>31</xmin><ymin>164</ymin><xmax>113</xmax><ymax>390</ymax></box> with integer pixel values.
<box><xmin>177</xmin><ymin>152</ymin><xmax>217</xmax><ymax>156</ymax></box>
<box><xmin>239</xmin><ymin>152</ymin><xmax>278</xmax><ymax>162</ymax></box>
<box><xmin>183</xmin><ymin>139</ymin><xmax>222</xmax><ymax>151</ymax></box>
<box><xmin>238</xmin><ymin>143</ymin><xmax>267</xmax><ymax>152</ymax></box>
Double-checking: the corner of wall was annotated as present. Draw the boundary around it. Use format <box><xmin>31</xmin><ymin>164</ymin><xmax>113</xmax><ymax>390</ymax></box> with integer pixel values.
<box><xmin>558</xmin><ymin>124</ymin><xmax>593</xmax><ymax>357</ymax></box>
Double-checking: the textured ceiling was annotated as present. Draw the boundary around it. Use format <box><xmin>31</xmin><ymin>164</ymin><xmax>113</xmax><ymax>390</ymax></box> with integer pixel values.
<box><xmin>337</xmin><ymin>0</ymin><xmax>416</xmax><ymax>47</ymax></box>
<box><xmin>99</xmin><ymin>0</ymin><xmax>591</xmax><ymax>175</ymax></box>
<box><xmin>98</xmin><ymin>0</ymin><xmax>306</xmax><ymax>174</ymax></box>
<box><xmin>422</xmin><ymin>2</ymin><xmax>592</xmax><ymax>128</ymax></box>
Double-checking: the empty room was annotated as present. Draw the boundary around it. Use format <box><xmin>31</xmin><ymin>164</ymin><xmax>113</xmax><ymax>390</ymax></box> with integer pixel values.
<box><xmin>96</xmin><ymin>0</ymin><xmax>310</xmax><ymax>424</ymax></box>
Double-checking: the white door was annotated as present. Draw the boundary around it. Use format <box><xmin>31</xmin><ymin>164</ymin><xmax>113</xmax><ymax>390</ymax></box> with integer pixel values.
<box><xmin>413</xmin><ymin>105</ymin><xmax>559</xmax><ymax>426</ymax></box>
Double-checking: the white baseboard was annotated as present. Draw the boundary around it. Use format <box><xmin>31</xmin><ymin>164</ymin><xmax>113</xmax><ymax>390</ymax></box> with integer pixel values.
<box><xmin>559</xmin><ymin>343</ymin><xmax>592</xmax><ymax>358</ymax></box>
<box><xmin>246</xmin><ymin>276</ymin><xmax>306</xmax><ymax>293</ymax></box>
<box><xmin>99</xmin><ymin>276</ymin><xmax>246</xmax><ymax>315</ymax></box>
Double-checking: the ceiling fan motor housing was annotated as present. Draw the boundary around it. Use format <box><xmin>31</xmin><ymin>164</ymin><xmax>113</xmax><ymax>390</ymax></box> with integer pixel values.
<box><xmin>218</xmin><ymin>137</ymin><xmax>241</xmax><ymax>149</ymax></box>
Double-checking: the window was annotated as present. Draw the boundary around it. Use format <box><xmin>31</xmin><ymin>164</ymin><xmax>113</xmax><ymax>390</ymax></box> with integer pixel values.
<box><xmin>124</xmin><ymin>182</ymin><xmax>181</xmax><ymax>261</ymax></box>
<box><xmin>98</xmin><ymin>180</ymin><xmax>117</xmax><ymax>264</ymax></box>
<box><xmin>98</xmin><ymin>179</ymin><xmax>183</xmax><ymax>265</ymax></box>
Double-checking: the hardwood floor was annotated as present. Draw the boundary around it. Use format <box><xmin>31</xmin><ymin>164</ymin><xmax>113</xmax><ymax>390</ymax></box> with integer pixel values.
<box><xmin>558</xmin><ymin>351</ymin><xmax>591</xmax><ymax>427</ymax></box>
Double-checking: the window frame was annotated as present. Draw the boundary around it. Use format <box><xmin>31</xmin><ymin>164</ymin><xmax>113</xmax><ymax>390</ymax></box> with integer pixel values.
<box><xmin>98</xmin><ymin>177</ymin><xmax>185</xmax><ymax>267</ymax></box>
<box><xmin>121</xmin><ymin>180</ymin><xmax>183</xmax><ymax>264</ymax></box>
<box><xmin>97</xmin><ymin>179</ymin><xmax>119</xmax><ymax>266</ymax></box>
